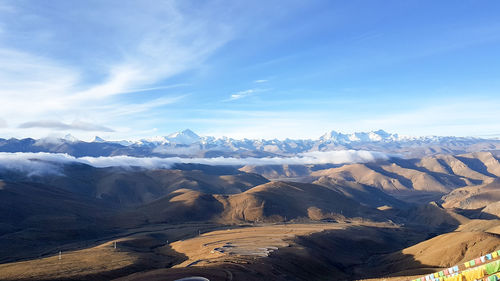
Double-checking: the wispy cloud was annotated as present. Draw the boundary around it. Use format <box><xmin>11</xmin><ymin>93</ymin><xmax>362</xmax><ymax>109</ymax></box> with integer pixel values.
<box><xmin>229</xmin><ymin>89</ymin><xmax>257</xmax><ymax>100</ymax></box>
<box><xmin>0</xmin><ymin>49</ymin><xmax>78</xmax><ymax>115</ymax></box>
<box><xmin>0</xmin><ymin>1</ymin><xmax>234</xmax><ymax>138</ymax></box>
<box><xmin>91</xmin><ymin>95</ymin><xmax>189</xmax><ymax>118</ymax></box>
<box><xmin>254</xmin><ymin>79</ymin><xmax>268</xmax><ymax>83</ymax></box>
<box><xmin>227</xmin><ymin>88</ymin><xmax>267</xmax><ymax>101</ymax></box>
<box><xmin>118</xmin><ymin>83</ymin><xmax>190</xmax><ymax>95</ymax></box>
<box><xmin>18</xmin><ymin>121</ymin><xmax>114</xmax><ymax>132</ymax></box>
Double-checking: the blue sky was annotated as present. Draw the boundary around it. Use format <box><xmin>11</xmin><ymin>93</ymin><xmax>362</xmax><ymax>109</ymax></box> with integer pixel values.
<box><xmin>1</xmin><ymin>0</ymin><xmax>500</xmax><ymax>140</ymax></box>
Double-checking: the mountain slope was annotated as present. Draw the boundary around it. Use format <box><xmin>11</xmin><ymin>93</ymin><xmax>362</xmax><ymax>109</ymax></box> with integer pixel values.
<box><xmin>441</xmin><ymin>179</ymin><xmax>500</xmax><ymax>210</ymax></box>
<box><xmin>240</xmin><ymin>164</ymin><xmax>311</xmax><ymax>179</ymax></box>
<box><xmin>0</xmin><ymin>180</ymin><xmax>115</xmax><ymax>262</ymax></box>
<box><xmin>311</xmin><ymin>163</ymin><xmax>411</xmax><ymax>192</ymax></box>
<box><xmin>0</xmin><ymin>163</ymin><xmax>269</xmax><ymax>207</ymax></box>
<box><xmin>129</xmin><ymin>188</ymin><xmax>225</xmax><ymax>224</ymax></box>
<box><xmin>216</xmin><ymin>181</ymin><xmax>382</xmax><ymax>222</ymax></box>
<box><xmin>395</xmin><ymin>202</ymin><xmax>469</xmax><ymax>229</ymax></box>
<box><xmin>369</xmin><ymin>231</ymin><xmax>500</xmax><ymax>277</ymax></box>
<box><xmin>425</xmin><ymin>154</ymin><xmax>493</xmax><ymax>181</ymax></box>
<box><xmin>312</xmin><ymin>177</ymin><xmax>406</xmax><ymax>208</ymax></box>
<box><xmin>280</xmin><ymin>152</ymin><xmax>500</xmax><ymax>197</ymax></box>
<box><xmin>114</xmin><ymin>181</ymin><xmax>385</xmax><ymax>225</ymax></box>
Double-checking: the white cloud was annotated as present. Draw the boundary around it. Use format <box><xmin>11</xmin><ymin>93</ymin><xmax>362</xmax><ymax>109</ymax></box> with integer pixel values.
<box><xmin>0</xmin><ymin>1</ymin><xmax>233</xmax><ymax>139</ymax></box>
<box><xmin>0</xmin><ymin>49</ymin><xmax>78</xmax><ymax>117</ymax></box>
<box><xmin>34</xmin><ymin>136</ymin><xmax>68</xmax><ymax>146</ymax></box>
<box><xmin>229</xmin><ymin>89</ymin><xmax>257</xmax><ymax>100</ymax></box>
<box><xmin>254</xmin><ymin>79</ymin><xmax>268</xmax><ymax>83</ymax></box>
<box><xmin>18</xmin><ymin>120</ymin><xmax>114</xmax><ymax>132</ymax></box>
<box><xmin>90</xmin><ymin>95</ymin><xmax>188</xmax><ymax>119</ymax></box>
<box><xmin>0</xmin><ymin>152</ymin><xmax>74</xmax><ymax>176</ymax></box>
<box><xmin>0</xmin><ymin>117</ymin><xmax>6</xmax><ymax>128</ymax></box>
<box><xmin>0</xmin><ymin>150</ymin><xmax>391</xmax><ymax>175</ymax></box>
<box><xmin>227</xmin><ymin>88</ymin><xmax>267</xmax><ymax>101</ymax></box>
<box><xmin>118</xmin><ymin>83</ymin><xmax>190</xmax><ymax>95</ymax></box>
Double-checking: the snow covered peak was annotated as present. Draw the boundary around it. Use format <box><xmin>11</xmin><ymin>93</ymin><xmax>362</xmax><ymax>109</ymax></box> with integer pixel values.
<box><xmin>320</xmin><ymin>130</ymin><xmax>401</xmax><ymax>144</ymax></box>
<box><xmin>167</xmin><ymin>129</ymin><xmax>199</xmax><ymax>138</ymax></box>
<box><xmin>372</xmin><ymin>129</ymin><xmax>390</xmax><ymax>137</ymax></box>
<box><xmin>92</xmin><ymin>136</ymin><xmax>105</xmax><ymax>142</ymax></box>
<box><xmin>166</xmin><ymin>129</ymin><xmax>201</xmax><ymax>145</ymax></box>
<box><xmin>320</xmin><ymin>130</ymin><xmax>347</xmax><ymax>142</ymax></box>
<box><xmin>139</xmin><ymin>136</ymin><xmax>169</xmax><ymax>145</ymax></box>
<box><xmin>63</xmin><ymin>134</ymin><xmax>79</xmax><ymax>143</ymax></box>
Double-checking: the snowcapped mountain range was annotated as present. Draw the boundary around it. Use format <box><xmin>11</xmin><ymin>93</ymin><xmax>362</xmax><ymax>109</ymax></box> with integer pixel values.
<box><xmin>1</xmin><ymin>129</ymin><xmax>499</xmax><ymax>158</ymax></box>
<box><xmin>127</xmin><ymin>129</ymin><xmax>468</xmax><ymax>145</ymax></box>
<box><xmin>320</xmin><ymin>129</ymin><xmax>401</xmax><ymax>143</ymax></box>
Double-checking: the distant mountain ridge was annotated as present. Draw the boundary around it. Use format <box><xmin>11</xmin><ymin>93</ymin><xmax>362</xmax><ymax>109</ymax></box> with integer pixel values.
<box><xmin>319</xmin><ymin>129</ymin><xmax>401</xmax><ymax>143</ymax></box>
<box><xmin>1</xmin><ymin>129</ymin><xmax>499</xmax><ymax>158</ymax></box>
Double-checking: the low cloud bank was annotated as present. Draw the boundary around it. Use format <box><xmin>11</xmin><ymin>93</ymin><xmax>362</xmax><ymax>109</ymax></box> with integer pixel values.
<box><xmin>0</xmin><ymin>152</ymin><xmax>75</xmax><ymax>176</ymax></box>
<box><xmin>0</xmin><ymin>150</ymin><xmax>392</xmax><ymax>175</ymax></box>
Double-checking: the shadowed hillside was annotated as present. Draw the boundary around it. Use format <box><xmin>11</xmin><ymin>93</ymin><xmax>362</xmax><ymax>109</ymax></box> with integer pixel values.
<box><xmin>0</xmin><ymin>163</ymin><xmax>269</xmax><ymax>206</ymax></box>
<box><xmin>360</xmin><ymin>230</ymin><xmax>500</xmax><ymax>280</ymax></box>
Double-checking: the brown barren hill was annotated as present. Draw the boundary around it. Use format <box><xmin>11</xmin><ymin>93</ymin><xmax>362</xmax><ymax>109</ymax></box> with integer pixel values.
<box><xmin>310</xmin><ymin>162</ymin><xmax>454</xmax><ymax>193</ymax></box>
<box><xmin>457</xmin><ymin>152</ymin><xmax>500</xmax><ymax>177</ymax></box>
<box><xmin>215</xmin><ymin>181</ymin><xmax>381</xmax><ymax>223</ymax></box>
<box><xmin>92</xmin><ymin>168</ymin><xmax>268</xmax><ymax>205</ymax></box>
<box><xmin>380</xmin><ymin>163</ymin><xmax>451</xmax><ymax>192</ymax></box>
<box><xmin>312</xmin><ymin>176</ymin><xmax>405</xmax><ymax>208</ymax></box>
<box><xmin>115</xmin><ymin>181</ymin><xmax>383</xmax><ymax>226</ymax></box>
<box><xmin>431</xmin><ymin>154</ymin><xmax>494</xmax><ymax>181</ymax></box>
<box><xmin>482</xmin><ymin>202</ymin><xmax>500</xmax><ymax>218</ymax></box>
<box><xmin>311</xmin><ymin>163</ymin><xmax>411</xmax><ymax>191</ymax></box>
<box><xmin>397</xmin><ymin>201</ymin><xmax>469</xmax><ymax>228</ymax></box>
<box><xmin>21</xmin><ymin>164</ymin><xmax>269</xmax><ymax>207</ymax></box>
<box><xmin>442</xmin><ymin>179</ymin><xmax>500</xmax><ymax>210</ymax></box>
<box><xmin>128</xmin><ymin>189</ymin><xmax>224</xmax><ymax>224</ymax></box>
<box><xmin>239</xmin><ymin>164</ymin><xmax>314</xmax><ymax>180</ymax></box>
<box><xmin>369</xmin><ymin>231</ymin><xmax>500</xmax><ymax>279</ymax></box>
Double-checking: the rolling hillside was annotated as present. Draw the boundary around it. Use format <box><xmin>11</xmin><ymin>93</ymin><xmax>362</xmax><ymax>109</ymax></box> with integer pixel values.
<box><xmin>241</xmin><ymin>153</ymin><xmax>500</xmax><ymax>202</ymax></box>
<box><xmin>216</xmin><ymin>181</ymin><xmax>380</xmax><ymax>222</ymax></box>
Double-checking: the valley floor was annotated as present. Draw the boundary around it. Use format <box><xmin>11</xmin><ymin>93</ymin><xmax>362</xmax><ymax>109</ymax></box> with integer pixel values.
<box><xmin>1</xmin><ymin>219</ymin><xmax>486</xmax><ymax>281</ymax></box>
<box><xmin>2</xmin><ymin>218</ymin><xmax>500</xmax><ymax>281</ymax></box>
